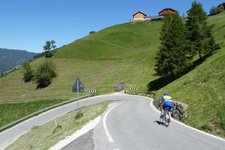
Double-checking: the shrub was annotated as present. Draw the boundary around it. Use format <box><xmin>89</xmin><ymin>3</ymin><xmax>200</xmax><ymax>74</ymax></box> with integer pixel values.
<box><xmin>45</xmin><ymin>51</ymin><xmax>53</xmax><ymax>58</ymax></box>
<box><xmin>34</xmin><ymin>60</ymin><xmax>57</xmax><ymax>88</ymax></box>
<box><xmin>89</xmin><ymin>31</ymin><xmax>96</xmax><ymax>34</ymax></box>
<box><xmin>75</xmin><ymin>111</ymin><xmax>83</xmax><ymax>120</ymax></box>
<box><xmin>22</xmin><ymin>62</ymin><xmax>33</xmax><ymax>82</ymax></box>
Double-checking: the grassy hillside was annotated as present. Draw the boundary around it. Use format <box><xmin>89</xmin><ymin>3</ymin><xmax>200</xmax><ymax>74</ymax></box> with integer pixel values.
<box><xmin>55</xmin><ymin>22</ymin><xmax>160</xmax><ymax>60</ymax></box>
<box><xmin>209</xmin><ymin>11</ymin><xmax>225</xmax><ymax>46</ymax></box>
<box><xmin>155</xmin><ymin>12</ymin><xmax>225</xmax><ymax>137</ymax></box>
<box><xmin>0</xmin><ymin>21</ymin><xmax>162</xmax><ymax>104</ymax></box>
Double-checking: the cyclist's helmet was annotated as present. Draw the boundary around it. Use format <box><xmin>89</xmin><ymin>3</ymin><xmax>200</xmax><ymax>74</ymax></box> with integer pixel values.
<box><xmin>161</xmin><ymin>92</ymin><xmax>168</xmax><ymax>101</ymax></box>
<box><xmin>163</xmin><ymin>92</ymin><xmax>168</xmax><ymax>96</ymax></box>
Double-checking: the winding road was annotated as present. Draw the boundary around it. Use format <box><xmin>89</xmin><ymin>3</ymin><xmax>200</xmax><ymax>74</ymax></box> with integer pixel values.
<box><xmin>0</xmin><ymin>94</ymin><xmax>225</xmax><ymax>150</ymax></box>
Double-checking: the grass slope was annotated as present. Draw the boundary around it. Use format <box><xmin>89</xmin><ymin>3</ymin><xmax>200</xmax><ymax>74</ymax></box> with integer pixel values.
<box><xmin>155</xmin><ymin>12</ymin><xmax>225</xmax><ymax>137</ymax></box>
<box><xmin>55</xmin><ymin>22</ymin><xmax>160</xmax><ymax>60</ymax></box>
<box><xmin>0</xmin><ymin>99</ymin><xmax>65</xmax><ymax>128</ymax></box>
<box><xmin>7</xmin><ymin>101</ymin><xmax>111</xmax><ymax>150</ymax></box>
<box><xmin>0</xmin><ymin>21</ymin><xmax>162</xmax><ymax>103</ymax></box>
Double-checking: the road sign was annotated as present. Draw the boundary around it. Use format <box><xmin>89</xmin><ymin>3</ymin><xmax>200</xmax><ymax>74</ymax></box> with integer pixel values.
<box><xmin>72</xmin><ymin>78</ymin><xmax>84</xmax><ymax>93</ymax></box>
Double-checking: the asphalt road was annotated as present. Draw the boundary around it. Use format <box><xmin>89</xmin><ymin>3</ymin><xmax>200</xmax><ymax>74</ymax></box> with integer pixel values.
<box><xmin>0</xmin><ymin>94</ymin><xmax>225</xmax><ymax>150</ymax></box>
<box><xmin>63</xmin><ymin>95</ymin><xmax>225</xmax><ymax>150</ymax></box>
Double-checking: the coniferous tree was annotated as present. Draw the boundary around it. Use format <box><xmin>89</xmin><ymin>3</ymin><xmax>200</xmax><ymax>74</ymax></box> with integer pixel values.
<box><xmin>155</xmin><ymin>13</ymin><xmax>188</xmax><ymax>77</ymax></box>
<box><xmin>186</xmin><ymin>1</ymin><xmax>216</xmax><ymax>59</ymax></box>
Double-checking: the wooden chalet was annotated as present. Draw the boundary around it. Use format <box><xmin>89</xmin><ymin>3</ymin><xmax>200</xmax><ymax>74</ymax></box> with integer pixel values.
<box><xmin>132</xmin><ymin>11</ymin><xmax>148</xmax><ymax>21</ymax></box>
<box><xmin>158</xmin><ymin>8</ymin><xmax>176</xmax><ymax>16</ymax></box>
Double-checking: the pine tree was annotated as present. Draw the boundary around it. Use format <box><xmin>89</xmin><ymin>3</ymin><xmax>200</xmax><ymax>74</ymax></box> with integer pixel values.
<box><xmin>155</xmin><ymin>13</ymin><xmax>188</xmax><ymax>77</ymax></box>
<box><xmin>186</xmin><ymin>1</ymin><xmax>216</xmax><ymax>59</ymax></box>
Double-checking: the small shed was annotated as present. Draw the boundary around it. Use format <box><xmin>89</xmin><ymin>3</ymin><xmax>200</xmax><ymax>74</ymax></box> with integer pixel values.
<box><xmin>158</xmin><ymin>8</ymin><xmax>176</xmax><ymax>16</ymax></box>
<box><xmin>133</xmin><ymin>11</ymin><xmax>147</xmax><ymax>21</ymax></box>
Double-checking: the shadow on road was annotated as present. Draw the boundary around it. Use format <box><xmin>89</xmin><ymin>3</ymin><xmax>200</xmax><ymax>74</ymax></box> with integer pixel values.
<box><xmin>154</xmin><ymin>120</ymin><xmax>169</xmax><ymax>127</ymax></box>
<box><xmin>154</xmin><ymin>120</ymin><xmax>161</xmax><ymax>125</ymax></box>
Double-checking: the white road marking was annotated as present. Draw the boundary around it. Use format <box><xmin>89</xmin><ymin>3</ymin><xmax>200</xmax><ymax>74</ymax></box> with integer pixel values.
<box><xmin>149</xmin><ymin>99</ymin><xmax>225</xmax><ymax>142</ymax></box>
<box><xmin>103</xmin><ymin>103</ymin><xmax>121</xmax><ymax>143</ymax></box>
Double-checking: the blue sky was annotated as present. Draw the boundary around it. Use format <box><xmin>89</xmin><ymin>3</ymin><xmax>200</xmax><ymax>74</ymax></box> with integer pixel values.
<box><xmin>0</xmin><ymin>0</ymin><xmax>224</xmax><ymax>53</ymax></box>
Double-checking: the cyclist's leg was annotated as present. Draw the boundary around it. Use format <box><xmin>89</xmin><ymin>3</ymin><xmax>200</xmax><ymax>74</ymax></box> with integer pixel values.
<box><xmin>160</xmin><ymin>108</ymin><xmax>164</xmax><ymax>118</ymax></box>
<box><xmin>168</xmin><ymin>107</ymin><xmax>173</xmax><ymax>122</ymax></box>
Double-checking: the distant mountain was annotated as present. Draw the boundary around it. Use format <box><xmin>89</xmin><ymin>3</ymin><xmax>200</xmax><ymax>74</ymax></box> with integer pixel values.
<box><xmin>0</xmin><ymin>48</ymin><xmax>38</xmax><ymax>74</ymax></box>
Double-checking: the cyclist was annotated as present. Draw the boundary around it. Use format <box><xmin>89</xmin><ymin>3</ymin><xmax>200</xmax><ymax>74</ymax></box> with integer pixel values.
<box><xmin>160</xmin><ymin>92</ymin><xmax>173</xmax><ymax>122</ymax></box>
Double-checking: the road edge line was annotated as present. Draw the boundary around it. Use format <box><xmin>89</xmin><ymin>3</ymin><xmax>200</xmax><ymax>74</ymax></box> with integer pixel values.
<box><xmin>103</xmin><ymin>103</ymin><xmax>121</xmax><ymax>143</ymax></box>
<box><xmin>149</xmin><ymin>98</ymin><xmax>225</xmax><ymax>142</ymax></box>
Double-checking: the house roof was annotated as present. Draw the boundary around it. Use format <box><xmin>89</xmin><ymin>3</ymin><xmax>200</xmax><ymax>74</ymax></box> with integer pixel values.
<box><xmin>158</xmin><ymin>8</ymin><xmax>176</xmax><ymax>14</ymax></box>
<box><xmin>146</xmin><ymin>16</ymin><xmax>164</xmax><ymax>20</ymax></box>
<box><xmin>133</xmin><ymin>11</ymin><xmax>147</xmax><ymax>17</ymax></box>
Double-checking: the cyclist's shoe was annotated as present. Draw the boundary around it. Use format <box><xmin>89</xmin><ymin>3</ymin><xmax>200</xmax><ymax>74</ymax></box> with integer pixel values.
<box><xmin>168</xmin><ymin>118</ymin><xmax>171</xmax><ymax>123</ymax></box>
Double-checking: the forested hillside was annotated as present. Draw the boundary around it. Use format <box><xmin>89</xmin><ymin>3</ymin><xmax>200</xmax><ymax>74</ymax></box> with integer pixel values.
<box><xmin>0</xmin><ymin>49</ymin><xmax>37</xmax><ymax>74</ymax></box>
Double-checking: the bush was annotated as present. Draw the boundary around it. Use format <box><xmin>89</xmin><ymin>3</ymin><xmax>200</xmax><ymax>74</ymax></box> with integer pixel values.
<box><xmin>89</xmin><ymin>31</ymin><xmax>96</xmax><ymax>34</ymax></box>
<box><xmin>22</xmin><ymin>62</ymin><xmax>33</xmax><ymax>82</ymax></box>
<box><xmin>34</xmin><ymin>60</ymin><xmax>57</xmax><ymax>88</ymax></box>
<box><xmin>45</xmin><ymin>51</ymin><xmax>53</xmax><ymax>58</ymax></box>
<box><xmin>75</xmin><ymin>111</ymin><xmax>83</xmax><ymax>120</ymax></box>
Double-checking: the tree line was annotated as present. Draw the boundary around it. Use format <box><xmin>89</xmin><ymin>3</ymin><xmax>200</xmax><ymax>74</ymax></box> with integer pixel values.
<box><xmin>155</xmin><ymin>1</ymin><xmax>220</xmax><ymax>78</ymax></box>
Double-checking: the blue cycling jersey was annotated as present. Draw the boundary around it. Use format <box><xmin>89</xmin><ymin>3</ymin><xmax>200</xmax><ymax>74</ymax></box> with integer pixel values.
<box><xmin>163</xmin><ymin>101</ymin><xmax>173</xmax><ymax>112</ymax></box>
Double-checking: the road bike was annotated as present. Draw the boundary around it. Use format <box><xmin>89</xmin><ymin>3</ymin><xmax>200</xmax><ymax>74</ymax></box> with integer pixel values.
<box><xmin>160</xmin><ymin>107</ymin><xmax>170</xmax><ymax>127</ymax></box>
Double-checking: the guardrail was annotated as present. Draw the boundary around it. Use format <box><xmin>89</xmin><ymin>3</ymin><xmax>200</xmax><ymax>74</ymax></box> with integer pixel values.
<box><xmin>0</xmin><ymin>95</ymin><xmax>90</xmax><ymax>132</ymax></box>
